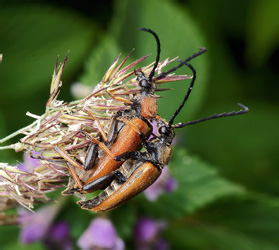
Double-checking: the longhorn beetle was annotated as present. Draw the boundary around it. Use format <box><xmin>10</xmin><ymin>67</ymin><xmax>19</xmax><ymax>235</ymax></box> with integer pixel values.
<box><xmin>56</xmin><ymin>28</ymin><xmax>207</xmax><ymax>194</ymax></box>
<box><xmin>78</xmin><ymin>60</ymin><xmax>248</xmax><ymax>212</ymax></box>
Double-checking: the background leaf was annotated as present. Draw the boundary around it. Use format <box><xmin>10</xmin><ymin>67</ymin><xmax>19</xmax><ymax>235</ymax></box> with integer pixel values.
<box><xmin>165</xmin><ymin>196</ymin><xmax>279</xmax><ymax>249</ymax></box>
<box><xmin>139</xmin><ymin>148</ymin><xmax>245</xmax><ymax>219</ymax></box>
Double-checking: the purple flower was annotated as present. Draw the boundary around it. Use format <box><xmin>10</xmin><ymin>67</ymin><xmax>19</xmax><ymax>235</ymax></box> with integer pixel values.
<box><xmin>18</xmin><ymin>204</ymin><xmax>58</xmax><ymax>244</ymax></box>
<box><xmin>44</xmin><ymin>221</ymin><xmax>73</xmax><ymax>250</ymax></box>
<box><xmin>77</xmin><ymin>217</ymin><xmax>124</xmax><ymax>250</ymax></box>
<box><xmin>17</xmin><ymin>152</ymin><xmax>40</xmax><ymax>173</ymax></box>
<box><xmin>144</xmin><ymin>167</ymin><xmax>178</xmax><ymax>201</ymax></box>
<box><xmin>134</xmin><ymin>217</ymin><xmax>169</xmax><ymax>250</ymax></box>
<box><xmin>18</xmin><ymin>202</ymin><xmax>73</xmax><ymax>249</ymax></box>
<box><xmin>148</xmin><ymin>120</ymin><xmax>158</xmax><ymax>140</ymax></box>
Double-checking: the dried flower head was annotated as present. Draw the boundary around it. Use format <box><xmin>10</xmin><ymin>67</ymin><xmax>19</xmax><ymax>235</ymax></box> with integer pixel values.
<box><xmin>0</xmin><ymin>50</ymin><xmax>191</xmax><ymax>218</ymax></box>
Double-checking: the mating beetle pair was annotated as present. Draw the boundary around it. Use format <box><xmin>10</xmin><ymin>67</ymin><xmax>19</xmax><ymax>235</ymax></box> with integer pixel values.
<box><xmin>78</xmin><ymin>55</ymin><xmax>248</xmax><ymax>213</ymax></box>
<box><xmin>55</xmin><ymin>28</ymin><xmax>200</xmax><ymax>192</ymax></box>
<box><xmin>55</xmin><ymin>28</ymin><xmax>248</xmax><ymax>212</ymax></box>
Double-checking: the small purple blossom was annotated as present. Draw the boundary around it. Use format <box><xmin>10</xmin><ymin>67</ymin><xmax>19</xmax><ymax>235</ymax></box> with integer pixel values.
<box><xmin>18</xmin><ymin>203</ymin><xmax>58</xmax><ymax>244</ymax></box>
<box><xmin>44</xmin><ymin>221</ymin><xmax>73</xmax><ymax>250</ymax></box>
<box><xmin>144</xmin><ymin>167</ymin><xmax>178</xmax><ymax>201</ymax></box>
<box><xmin>77</xmin><ymin>217</ymin><xmax>124</xmax><ymax>250</ymax></box>
<box><xmin>17</xmin><ymin>152</ymin><xmax>40</xmax><ymax>173</ymax></box>
<box><xmin>134</xmin><ymin>217</ymin><xmax>169</xmax><ymax>250</ymax></box>
<box><xmin>155</xmin><ymin>238</ymin><xmax>169</xmax><ymax>250</ymax></box>
<box><xmin>148</xmin><ymin>120</ymin><xmax>158</xmax><ymax>140</ymax></box>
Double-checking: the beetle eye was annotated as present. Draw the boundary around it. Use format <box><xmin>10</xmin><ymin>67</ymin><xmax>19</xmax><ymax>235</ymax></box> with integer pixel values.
<box><xmin>139</xmin><ymin>79</ymin><xmax>151</xmax><ymax>89</ymax></box>
<box><xmin>158</xmin><ymin>126</ymin><xmax>168</xmax><ymax>135</ymax></box>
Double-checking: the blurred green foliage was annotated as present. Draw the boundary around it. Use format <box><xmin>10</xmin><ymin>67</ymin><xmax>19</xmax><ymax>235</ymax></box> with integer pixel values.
<box><xmin>0</xmin><ymin>0</ymin><xmax>278</xmax><ymax>249</ymax></box>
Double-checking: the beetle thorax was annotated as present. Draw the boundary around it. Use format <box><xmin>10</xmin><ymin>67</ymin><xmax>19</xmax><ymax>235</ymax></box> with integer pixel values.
<box><xmin>157</xmin><ymin>143</ymin><xmax>172</xmax><ymax>168</ymax></box>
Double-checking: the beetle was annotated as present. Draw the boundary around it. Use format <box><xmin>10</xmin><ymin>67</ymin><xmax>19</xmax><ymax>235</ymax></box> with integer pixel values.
<box><xmin>77</xmin><ymin>60</ymin><xmax>248</xmax><ymax>212</ymax></box>
<box><xmin>57</xmin><ymin>28</ymin><xmax>207</xmax><ymax>194</ymax></box>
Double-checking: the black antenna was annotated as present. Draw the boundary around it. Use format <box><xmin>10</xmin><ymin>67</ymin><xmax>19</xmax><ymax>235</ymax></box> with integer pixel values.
<box><xmin>156</xmin><ymin>47</ymin><xmax>207</xmax><ymax>80</ymax></box>
<box><xmin>139</xmin><ymin>28</ymin><xmax>161</xmax><ymax>81</ymax></box>
<box><xmin>168</xmin><ymin>61</ymin><xmax>196</xmax><ymax>127</ymax></box>
<box><xmin>174</xmin><ymin>103</ymin><xmax>249</xmax><ymax>128</ymax></box>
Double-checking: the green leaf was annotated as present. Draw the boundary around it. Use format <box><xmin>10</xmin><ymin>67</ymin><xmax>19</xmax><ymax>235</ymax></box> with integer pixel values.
<box><xmin>0</xmin><ymin>5</ymin><xmax>96</xmax><ymax>101</ymax></box>
<box><xmin>200</xmin><ymin>195</ymin><xmax>279</xmax><ymax>246</ymax></box>
<box><xmin>140</xmin><ymin>148</ymin><xmax>245</xmax><ymax>218</ymax></box>
<box><xmin>165</xmin><ymin>224</ymin><xmax>272</xmax><ymax>250</ymax></box>
<box><xmin>111</xmin><ymin>204</ymin><xmax>137</xmax><ymax>239</ymax></box>
<box><xmin>186</xmin><ymin>101</ymin><xmax>279</xmax><ymax>195</ymax></box>
<box><xmin>60</xmin><ymin>196</ymin><xmax>96</xmax><ymax>239</ymax></box>
<box><xmin>79</xmin><ymin>36</ymin><xmax>121</xmax><ymax>85</ymax></box>
<box><xmin>246</xmin><ymin>0</ymin><xmax>279</xmax><ymax>66</ymax></box>
<box><xmin>166</xmin><ymin>196</ymin><xmax>279</xmax><ymax>249</ymax></box>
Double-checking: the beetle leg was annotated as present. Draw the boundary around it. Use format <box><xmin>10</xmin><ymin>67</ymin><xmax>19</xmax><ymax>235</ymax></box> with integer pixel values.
<box><xmin>30</xmin><ymin>154</ymin><xmax>65</xmax><ymax>163</ymax></box>
<box><xmin>138</xmin><ymin>132</ymin><xmax>155</xmax><ymax>152</ymax></box>
<box><xmin>54</xmin><ymin>146</ymin><xmax>86</xmax><ymax>190</ymax></box>
<box><xmin>117</xmin><ymin>117</ymin><xmax>141</xmax><ymax>134</ymax></box>
<box><xmin>54</xmin><ymin>145</ymin><xmax>84</xmax><ymax>170</ymax></box>
<box><xmin>81</xmin><ymin>114</ymin><xmax>125</xmax><ymax>170</ymax></box>
<box><xmin>83</xmin><ymin>108</ymin><xmax>108</xmax><ymax>142</ymax></box>
<box><xmin>66</xmin><ymin>162</ymin><xmax>83</xmax><ymax>190</ymax></box>
<box><xmin>83</xmin><ymin>141</ymin><xmax>98</xmax><ymax>170</ymax></box>
<box><xmin>82</xmin><ymin>171</ymin><xmax>126</xmax><ymax>192</ymax></box>
<box><xmin>62</xmin><ymin>176</ymin><xmax>79</xmax><ymax>196</ymax></box>
<box><xmin>79</xmin><ymin>130</ymin><xmax>115</xmax><ymax>160</ymax></box>
<box><xmin>106</xmin><ymin>88</ymin><xmax>133</xmax><ymax>105</ymax></box>
<box><xmin>106</xmin><ymin>116</ymin><xmax>124</xmax><ymax>143</ymax></box>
